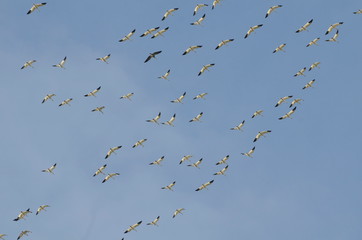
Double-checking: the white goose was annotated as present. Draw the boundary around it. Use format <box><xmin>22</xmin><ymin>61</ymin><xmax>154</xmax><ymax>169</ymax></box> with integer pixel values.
<box><xmin>273</xmin><ymin>43</ymin><xmax>287</xmax><ymax>53</ymax></box>
<box><xmin>353</xmin><ymin>9</ymin><xmax>362</xmax><ymax>14</ymax></box>
<box><xmin>189</xmin><ymin>112</ymin><xmax>203</xmax><ymax>122</ymax></box>
<box><xmin>124</xmin><ymin>221</ymin><xmax>142</xmax><ymax>233</ymax></box>
<box><xmin>42</xmin><ymin>163</ymin><xmax>57</xmax><ymax>174</ymax></box>
<box><xmin>275</xmin><ymin>95</ymin><xmax>293</xmax><ymax>107</ymax></box>
<box><xmin>296</xmin><ymin>19</ymin><xmax>313</xmax><ymax>33</ymax></box>
<box><xmin>191</xmin><ymin>14</ymin><xmax>206</xmax><ymax>25</ymax></box>
<box><xmin>214</xmin><ymin>165</ymin><xmax>229</xmax><ymax>175</ymax></box>
<box><xmin>120</xmin><ymin>92</ymin><xmax>134</xmax><ymax>101</ymax></box>
<box><xmin>158</xmin><ymin>69</ymin><xmax>171</xmax><ymax>80</ymax></box>
<box><xmin>171</xmin><ymin>92</ymin><xmax>186</xmax><ymax>103</ymax></box>
<box><xmin>36</xmin><ymin>205</ymin><xmax>50</xmax><ymax>215</ymax></box>
<box><xmin>105</xmin><ymin>146</ymin><xmax>122</xmax><ymax>159</ymax></box>
<box><xmin>0</xmin><ymin>234</ymin><xmax>6</xmax><ymax>239</ymax></box>
<box><xmin>325</xmin><ymin>22</ymin><xmax>343</xmax><ymax>35</ymax></box>
<box><xmin>265</xmin><ymin>5</ymin><xmax>283</xmax><ymax>18</ymax></box>
<box><xmin>96</xmin><ymin>54</ymin><xmax>111</xmax><ymax>64</ymax></box>
<box><xmin>13</xmin><ymin>209</ymin><xmax>32</xmax><ymax>221</ymax></box>
<box><xmin>195</xmin><ymin>180</ymin><xmax>214</xmax><ymax>191</ymax></box>
<box><xmin>212</xmin><ymin>0</ymin><xmax>221</xmax><ymax>10</ymax></box>
<box><xmin>198</xmin><ymin>63</ymin><xmax>215</xmax><ymax>76</ymax></box>
<box><xmin>251</xmin><ymin>110</ymin><xmax>263</xmax><ymax>118</ymax></box>
<box><xmin>294</xmin><ymin>67</ymin><xmax>306</xmax><ymax>77</ymax></box>
<box><xmin>149</xmin><ymin>156</ymin><xmax>165</xmax><ymax>166</ymax></box>
<box><xmin>302</xmin><ymin>79</ymin><xmax>315</xmax><ymax>90</ymax></box>
<box><xmin>151</xmin><ymin>28</ymin><xmax>169</xmax><ymax>39</ymax></box>
<box><xmin>193</xmin><ymin>93</ymin><xmax>208</xmax><ymax>100</ymax></box>
<box><xmin>162</xmin><ymin>114</ymin><xmax>176</xmax><ymax>126</ymax></box>
<box><xmin>193</xmin><ymin>4</ymin><xmax>208</xmax><ymax>16</ymax></box>
<box><xmin>84</xmin><ymin>86</ymin><xmax>101</xmax><ymax>97</ymax></box>
<box><xmin>161</xmin><ymin>181</ymin><xmax>176</xmax><ymax>191</ymax></box>
<box><xmin>230</xmin><ymin>120</ymin><xmax>245</xmax><ymax>131</ymax></box>
<box><xmin>147</xmin><ymin>216</ymin><xmax>160</xmax><ymax>226</ymax></box>
<box><xmin>91</xmin><ymin>106</ymin><xmax>105</xmax><ymax>114</ymax></box>
<box><xmin>52</xmin><ymin>56</ymin><xmax>67</xmax><ymax>69</ymax></box>
<box><xmin>244</xmin><ymin>24</ymin><xmax>263</xmax><ymax>38</ymax></box>
<box><xmin>140</xmin><ymin>27</ymin><xmax>159</xmax><ymax>37</ymax></box>
<box><xmin>146</xmin><ymin>112</ymin><xmax>161</xmax><ymax>125</ymax></box>
<box><xmin>17</xmin><ymin>230</ymin><xmax>31</xmax><ymax>240</ymax></box>
<box><xmin>132</xmin><ymin>138</ymin><xmax>147</xmax><ymax>148</ymax></box>
<box><xmin>42</xmin><ymin>94</ymin><xmax>56</xmax><ymax>104</ymax></box>
<box><xmin>27</xmin><ymin>3</ymin><xmax>47</xmax><ymax>14</ymax></box>
<box><xmin>306</xmin><ymin>37</ymin><xmax>320</xmax><ymax>47</ymax></box>
<box><xmin>162</xmin><ymin>8</ymin><xmax>179</xmax><ymax>21</ymax></box>
<box><xmin>183</xmin><ymin>45</ymin><xmax>202</xmax><ymax>55</ymax></box>
<box><xmin>279</xmin><ymin>107</ymin><xmax>297</xmax><ymax>120</ymax></box>
<box><xmin>241</xmin><ymin>146</ymin><xmax>255</xmax><ymax>158</ymax></box>
<box><xmin>58</xmin><ymin>98</ymin><xmax>73</xmax><ymax>107</ymax></box>
<box><xmin>102</xmin><ymin>173</ymin><xmax>120</xmax><ymax>183</ymax></box>
<box><xmin>119</xmin><ymin>29</ymin><xmax>136</xmax><ymax>42</ymax></box>
<box><xmin>179</xmin><ymin>155</ymin><xmax>192</xmax><ymax>165</ymax></box>
<box><xmin>215</xmin><ymin>39</ymin><xmax>234</xmax><ymax>50</ymax></box>
<box><xmin>289</xmin><ymin>98</ymin><xmax>303</xmax><ymax>108</ymax></box>
<box><xmin>21</xmin><ymin>60</ymin><xmax>36</xmax><ymax>69</ymax></box>
<box><xmin>93</xmin><ymin>164</ymin><xmax>107</xmax><ymax>177</ymax></box>
<box><xmin>173</xmin><ymin>208</ymin><xmax>185</xmax><ymax>218</ymax></box>
<box><xmin>216</xmin><ymin>155</ymin><xmax>229</xmax><ymax>165</ymax></box>
<box><xmin>325</xmin><ymin>30</ymin><xmax>339</xmax><ymax>42</ymax></box>
<box><xmin>309</xmin><ymin>62</ymin><xmax>321</xmax><ymax>71</ymax></box>
<box><xmin>253</xmin><ymin>130</ymin><xmax>272</xmax><ymax>142</ymax></box>
<box><xmin>187</xmin><ymin>158</ymin><xmax>203</xmax><ymax>169</ymax></box>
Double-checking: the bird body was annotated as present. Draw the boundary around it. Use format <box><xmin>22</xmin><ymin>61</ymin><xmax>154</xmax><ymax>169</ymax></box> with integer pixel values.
<box><xmin>309</xmin><ymin>62</ymin><xmax>321</xmax><ymax>71</ymax></box>
<box><xmin>191</xmin><ymin>14</ymin><xmax>206</xmax><ymax>25</ymax></box>
<box><xmin>53</xmin><ymin>56</ymin><xmax>67</xmax><ymax>69</ymax></box>
<box><xmin>132</xmin><ymin>139</ymin><xmax>147</xmax><ymax>148</ymax></box>
<box><xmin>242</xmin><ymin>147</ymin><xmax>255</xmax><ymax>158</ymax></box>
<box><xmin>244</xmin><ymin>24</ymin><xmax>263</xmax><ymax>38</ymax></box>
<box><xmin>124</xmin><ymin>221</ymin><xmax>142</xmax><ymax>233</ymax></box>
<box><xmin>173</xmin><ymin>208</ymin><xmax>185</xmax><ymax>218</ymax></box>
<box><xmin>215</xmin><ymin>39</ymin><xmax>234</xmax><ymax>50</ymax></box>
<box><xmin>161</xmin><ymin>181</ymin><xmax>176</xmax><ymax>191</ymax></box>
<box><xmin>179</xmin><ymin>155</ymin><xmax>192</xmax><ymax>164</ymax></box>
<box><xmin>146</xmin><ymin>112</ymin><xmax>161</xmax><ymax>125</ymax></box>
<box><xmin>289</xmin><ymin>98</ymin><xmax>303</xmax><ymax>108</ymax></box>
<box><xmin>140</xmin><ymin>27</ymin><xmax>159</xmax><ymax>37</ymax></box>
<box><xmin>119</xmin><ymin>29</ymin><xmax>136</xmax><ymax>42</ymax></box>
<box><xmin>158</xmin><ymin>69</ymin><xmax>171</xmax><ymax>80</ymax></box>
<box><xmin>105</xmin><ymin>146</ymin><xmax>122</xmax><ymax>159</ymax></box>
<box><xmin>193</xmin><ymin>93</ymin><xmax>208</xmax><ymax>100</ymax></box>
<box><xmin>36</xmin><ymin>205</ymin><xmax>50</xmax><ymax>215</ymax></box>
<box><xmin>325</xmin><ymin>22</ymin><xmax>343</xmax><ymax>35</ymax></box>
<box><xmin>326</xmin><ymin>30</ymin><xmax>339</xmax><ymax>42</ymax></box>
<box><xmin>231</xmin><ymin>120</ymin><xmax>245</xmax><ymax>131</ymax></box>
<box><xmin>149</xmin><ymin>156</ymin><xmax>165</xmax><ymax>166</ymax></box>
<box><xmin>93</xmin><ymin>164</ymin><xmax>107</xmax><ymax>177</ymax></box>
<box><xmin>96</xmin><ymin>54</ymin><xmax>111</xmax><ymax>63</ymax></box>
<box><xmin>102</xmin><ymin>173</ymin><xmax>120</xmax><ymax>183</ymax></box>
<box><xmin>303</xmin><ymin>79</ymin><xmax>315</xmax><ymax>89</ymax></box>
<box><xmin>21</xmin><ymin>60</ymin><xmax>36</xmax><ymax>69</ymax></box>
<box><xmin>296</xmin><ymin>19</ymin><xmax>313</xmax><ymax>33</ymax></box>
<box><xmin>144</xmin><ymin>51</ymin><xmax>162</xmax><ymax>63</ymax></box>
<box><xmin>27</xmin><ymin>3</ymin><xmax>46</xmax><ymax>14</ymax></box>
<box><xmin>275</xmin><ymin>95</ymin><xmax>293</xmax><ymax>107</ymax></box>
<box><xmin>17</xmin><ymin>230</ymin><xmax>31</xmax><ymax>240</ymax></box>
<box><xmin>42</xmin><ymin>94</ymin><xmax>56</xmax><ymax>104</ymax></box>
<box><xmin>13</xmin><ymin>209</ymin><xmax>32</xmax><ymax>221</ymax></box>
<box><xmin>84</xmin><ymin>86</ymin><xmax>101</xmax><ymax>97</ymax></box>
<box><xmin>162</xmin><ymin>114</ymin><xmax>176</xmax><ymax>126</ymax></box>
<box><xmin>306</xmin><ymin>38</ymin><xmax>320</xmax><ymax>47</ymax></box>
<box><xmin>279</xmin><ymin>107</ymin><xmax>297</xmax><ymax>120</ymax></box>
<box><xmin>354</xmin><ymin>9</ymin><xmax>362</xmax><ymax>14</ymax></box>
<box><xmin>92</xmin><ymin>106</ymin><xmax>105</xmax><ymax>114</ymax></box>
<box><xmin>253</xmin><ymin>130</ymin><xmax>272</xmax><ymax>142</ymax></box>
<box><xmin>147</xmin><ymin>216</ymin><xmax>160</xmax><ymax>226</ymax></box>
<box><xmin>216</xmin><ymin>155</ymin><xmax>229</xmax><ymax>165</ymax></box>
<box><xmin>294</xmin><ymin>67</ymin><xmax>306</xmax><ymax>77</ymax></box>
<box><xmin>42</xmin><ymin>163</ymin><xmax>57</xmax><ymax>174</ymax></box>
<box><xmin>265</xmin><ymin>5</ymin><xmax>282</xmax><ymax>18</ymax></box>
<box><xmin>198</xmin><ymin>64</ymin><xmax>215</xmax><ymax>76</ymax></box>
<box><xmin>252</xmin><ymin>110</ymin><xmax>263</xmax><ymax>118</ymax></box>
<box><xmin>162</xmin><ymin>8</ymin><xmax>179</xmax><ymax>21</ymax></box>
<box><xmin>189</xmin><ymin>112</ymin><xmax>203</xmax><ymax>122</ymax></box>
<box><xmin>183</xmin><ymin>45</ymin><xmax>202</xmax><ymax>55</ymax></box>
<box><xmin>59</xmin><ymin>98</ymin><xmax>73</xmax><ymax>107</ymax></box>
<box><xmin>194</xmin><ymin>4</ymin><xmax>208</xmax><ymax>15</ymax></box>
<box><xmin>171</xmin><ymin>92</ymin><xmax>186</xmax><ymax>103</ymax></box>
<box><xmin>187</xmin><ymin>158</ymin><xmax>203</xmax><ymax>169</ymax></box>
<box><xmin>195</xmin><ymin>180</ymin><xmax>214</xmax><ymax>191</ymax></box>
<box><xmin>214</xmin><ymin>165</ymin><xmax>229</xmax><ymax>175</ymax></box>
<box><xmin>120</xmin><ymin>92</ymin><xmax>134</xmax><ymax>101</ymax></box>
<box><xmin>273</xmin><ymin>43</ymin><xmax>286</xmax><ymax>53</ymax></box>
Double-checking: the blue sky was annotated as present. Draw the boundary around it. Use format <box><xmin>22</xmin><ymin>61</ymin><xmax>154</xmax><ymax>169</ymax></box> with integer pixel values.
<box><xmin>1</xmin><ymin>0</ymin><xmax>362</xmax><ymax>239</ymax></box>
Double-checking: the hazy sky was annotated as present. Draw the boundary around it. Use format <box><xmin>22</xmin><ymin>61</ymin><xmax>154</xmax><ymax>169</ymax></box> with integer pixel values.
<box><xmin>1</xmin><ymin>0</ymin><xmax>362</xmax><ymax>240</ymax></box>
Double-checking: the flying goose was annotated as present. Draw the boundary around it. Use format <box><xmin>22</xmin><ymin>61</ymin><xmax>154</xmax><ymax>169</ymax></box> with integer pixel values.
<box><xmin>13</xmin><ymin>209</ymin><xmax>32</xmax><ymax>221</ymax></box>
<box><xmin>244</xmin><ymin>24</ymin><xmax>263</xmax><ymax>38</ymax></box>
<box><xmin>162</xmin><ymin>8</ymin><xmax>179</xmax><ymax>21</ymax></box>
<box><xmin>193</xmin><ymin>4</ymin><xmax>208</xmax><ymax>15</ymax></box>
<box><xmin>241</xmin><ymin>146</ymin><xmax>255</xmax><ymax>158</ymax></box>
<box><xmin>296</xmin><ymin>19</ymin><xmax>313</xmax><ymax>33</ymax></box>
<box><xmin>273</xmin><ymin>43</ymin><xmax>286</xmax><ymax>53</ymax></box>
<box><xmin>289</xmin><ymin>98</ymin><xmax>303</xmax><ymax>108</ymax></box>
<box><xmin>132</xmin><ymin>139</ymin><xmax>147</xmax><ymax>148</ymax></box>
<box><xmin>353</xmin><ymin>9</ymin><xmax>362</xmax><ymax>14</ymax></box>
<box><xmin>17</xmin><ymin>230</ymin><xmax>31</xmax><ymax>240</ymax></box>
<box><xmin>325</xmin><ymin>22</ymin><xmax>343</xmax><ymax>35</ymax></box>
<box><xmin>58</xmin><ymin>98</ymin><xmax>73</xmax><ymax>107</ymax></box>
<box><xmin>96</xmin><ymin>54</ymin><xmax>111</xmax><ymax>63</ymax></box>
<box><xmin>230</xmin><ymin>120</ymin><xmax>245</xmax><ymax>131</ymax></box>
<box><xmin>189</xmin><ymin>112</ymin><xmax>203</xmax><ymax>122</ymax></box>
<box><xmin>325</xmin><ymin>30</ymin><xmax>339</xmax><ymax>42</ymax></box>
<box><xmin>275</xmin><ymin>96</ymin><xmax>293</xmax><ymax>107</ymax></box>
<box><xmin>279</xmin><ymin>107</ymin><xmax>297</xmax><ymax>120</ymax></box>
<box><xmin>149</xmin><ymin>156</ymin><xmax>165</xmax><ymax>166</ymax></box>
<box><xmin>52</xmin><ymin>56</ymin><xmax>67</xmax><ymax>69</ymax></box>
<box><xmin>195</xmin><ymin>180</ymin><xmax>214</xmax><ymax>191</ymax></box>
<box><xmin>294</xmin><ymin>67</ymin><xmax>306</xmax><ymax>77</ymax></box>
<box><xmin>161</xmin><ymin>181</ymin><xmax>176</xmax><ymax>191</ymax></box>
<box><xmin>124</xmin><ymin>221</ymin><xmax>142</xmax><ymax>233</ymax></box>
<box><xmin>215</xmin><ymin>39</ymin><xmax>234</xmax><ymax>50</ymax></box>
<box><xmin>251</xmin><ymin>110</ymin><xmax>263</xmax><ymax>118</ymax></box>
<box><xmin>191</xmin><ymin>14</ymin><xmax>206</xmax><ymax>25</ymax></box>
<box><xmin>309</xmin><ymin>62</ymin><xmax>320</xmax><ymax>71</ymax></box>
<box><xmin>179</xmin><ymin>155</ymin><xmax>192</xmax><ymax>164</ymax></box>
<box><xmin>151</xmin><ymin>27</ymin><xmax>169</xmax><ymax>39</ymax></box>
<box><xmin>302</xmin><ymin>79</ymin><xmax>315</xmax><ymax>89</ymax></box>
<box><xmin>212</xmin><ymin>0</ymin><xmax>221</xmax><ymax>10</ymax></box>
<box><xmin>120</xmin><ymin>92</ymin><xmax>134</xmax><ymax>101</ymax></box>
<box><xmin>216</xmin><ymin>155</ymin><xmax>229</xmax><ymax>165</ymax></box>
<box><xmin>265</xmin><ymin>5</ymin><xmax>282</xmax><ymax>18</ymax></box>
<box><xmin>140</xmin><ymin>27</ymin><xmax>159</xmax><ymax>37</ymax></box>
<box><xmin>84</xmin><ymin>86</ymin><xmax>101</xmax><ymax>97</ymax></box>
<box><xmin>158</xmin><ymin>69</ymin><xmax>171</xmax><ymax>80</ymax></box>
<box><xmin>253</xmin><ymin>130</ymin><xmax>272</xmax><ymax>142</ymax></box>
<box><xmin>105</xmin><ymin>146</ymin><xmax>122</xmax><ymax>159</ymax></box>
<box><xmin>147</xmin><ymin>216</ymin><xmax>160</xmax><ymax>226</ymax></box>
<box><xmin>91</xmin><ymin>106</ymin><xmax>105</xmax><ymax>114</ymax></box>
<box><xmin>198</xmin><ymin>63</ymin><xmax>215</xmax><ymax>76</ymax></box>
<box><xmin>21</xmin><ymin>60</ymin><xmax>36</xmax><ymax>69</ymax></box>
<box><xmin>306</xmin><ymin>37</ymin><xmax>320</xmax><ymax>47</ymax></box>
<box><xmin>193</xmin><ymin>93</ymin><xmax>208</xmax><ymax>100</ymax></box>
<box><xmin>93</xmin><ymin>164</ymin><xmax>107</xmax><ymax>177</ymax></box>
<box><xmin>171</xmin><ymin>92</ymin><xmax>186</xmax><ymax>103</ymax></box>
<box><xmin>187</xmin><ymin>158</ymin><xmax>203</xmax><ymax>169</ymax></box>
<box><xmin>41</xmin><ymin>94</ymin><xmax>56</xmax><ymax>104</ymax></box>
<box><xmin>214</xmin><ymin>165</ymin><xmax>229</xmax><ymax>175</ymax></box>
<box><xmin>162</xmin><ymin>114</ymin><xmax>176</xmax><ymax>126</ymax></box>
<box><xmin>173</xmin><ymin>208</ymin><xmax>185</xmax><ymax>218</ymax></box>
<box><xmin>183</xmin><ymin>45</ymin><xmax>202</xmax><ymax>55</ymax></box>
<box><xmin>42</xmin><ymin>163</ymin><xmax>57</xmax><ymax>174</ymax></box>
<box><xmin>144</xmin><ymin>51</ymin><xmax>162</xmax><ymax>63</ymax></box>
<box><xmin>36</xmin><ymin>205</ymin><xmax>50</xmax><ymax>215</ymax></box>
<box><xmin>146</xmin><ymin>112</ymin><xmax>161</xmax><ymax>125</ymax></box>
<box><xmin>0</xmin><ymin>234</ymin><xmax>6</xmax><ymax>239</ymax></box>
<box><xmin>27</xmin><ymin>3</ymin><xmax>46</xmax><ymax>14</ymax></box>
<box><xmin>119</xmin><ymin>29</ymin><xmax>136</xmax><ymax>42</ymax></box>
<box><xmin>102</xmin><ymin>173</ymin><xmax>120</xmax><ymax>183</ymax></box>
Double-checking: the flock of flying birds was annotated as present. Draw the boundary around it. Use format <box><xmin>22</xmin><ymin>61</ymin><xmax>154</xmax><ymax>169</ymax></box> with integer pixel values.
<box><xmin>4</xmin><ymin>1</ymin><xmax>362</xmax><ymax>240</ymax></box>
